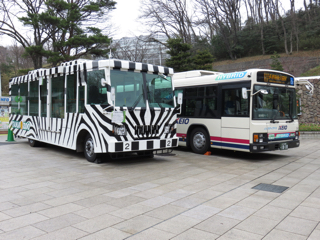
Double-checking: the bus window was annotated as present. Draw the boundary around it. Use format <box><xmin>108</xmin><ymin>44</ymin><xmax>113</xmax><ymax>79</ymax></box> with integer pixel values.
<box><xmin>51</xmin><ymin>76</ymin><xmax>65</xmax><ymax>118</ymax></box>
<box><xmin>67</xmin><ymin>74</ymin><xmax>76</xmax><ymax>113</ymax></box>
<box><xmin>29</xmin><ymin>81</ymin><xmax>39</xmax><ymax>116</ymax></box>
<box><xmin>11</xmin><ymin>84</ymin><xmax>19</xmax><ymax>114</ymax></box>
<box><xmin>205</xmin><ymin>86</ymin><xmax>217</xmax><ymax>117</ymax></box>
<box><xmin>78</xmin><ymin>86</ymin><xmax>85</xmax><ymax>113</ymax></box>
<box><xmin>40</xmin><ymin>78</ymin><xmax>47</xmax><ymax>117</ymax></box>
<box><xmin>182</xmin><ymin>86</ymin><xmax>218</xmax><ymax>118</ymax></box>
<box><xmin>223</xmin><ymin>88</ymin><xmax>249</xmax><ymax>116</ymax></box>
<box><xmin>87</xmin><ymin>70</ymin><xmax>107</xmax><ymax>105</ymax></box>
<box><xmin>20</xmin><ymin>82</ymin><xmax>28</xmax><ymax>115</ymax></box>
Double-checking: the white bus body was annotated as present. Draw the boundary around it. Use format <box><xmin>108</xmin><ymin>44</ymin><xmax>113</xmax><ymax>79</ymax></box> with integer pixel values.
<box><xmin>9</xmin><ymin>59</ymin><xmax>179</xmax><ymax>162</ymax></box>
<box><xmin>173</xmin><ymin>69</ymin><xmax>300</xmax><ymax>154</ymax></box>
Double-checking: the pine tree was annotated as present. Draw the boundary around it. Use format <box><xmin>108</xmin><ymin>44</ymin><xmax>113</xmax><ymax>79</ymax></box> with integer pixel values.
<box><xmin>1</xmin><ymin>0</ymin><xmax>116</xmax><ymax>68</ymax></box>
<box><xmin>165</xmin><ymin>39</ymin><xmax>192</xmax><ymax>72</ymax></box>
<box><xmin>166</xmin><ymin>38</ymin><xmax>214</xmax><ymax>72</ymax></box>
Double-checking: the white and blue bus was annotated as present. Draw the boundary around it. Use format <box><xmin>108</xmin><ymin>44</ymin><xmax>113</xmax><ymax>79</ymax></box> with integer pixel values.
<box><xmin>173</xmin><ymin>69</ymin><xmax>303</xmax><ymax>154</ymax></box>
<box><xmin>9</xmin><ymin>59</ymin><xmax>180</xmax><ymax>162</ymax></box>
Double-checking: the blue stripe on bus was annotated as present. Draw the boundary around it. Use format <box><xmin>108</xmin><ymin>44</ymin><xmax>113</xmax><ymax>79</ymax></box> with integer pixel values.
<box><xmin>269</xmin><ymin>137</ymin><xmax>295</xmax><ymax>141</ymax></box>
<box><xmin>211</xmin><ymin>141</ymin><xmax>250</xmax><ymax>150</ymax></box>
<box><xmin>179</xmin><ymin>138</ymin><xmax>250</xmax><ymax>150</ymax></box>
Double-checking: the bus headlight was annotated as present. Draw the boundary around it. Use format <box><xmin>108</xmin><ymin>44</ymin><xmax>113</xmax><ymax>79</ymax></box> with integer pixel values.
<box><xmin>114</xmin><ymin>125</ymin><xmax>127</xmax><ymax>136</ymax></box>
<box><xmin>164</xmin><ymin>126</ymin><xmax>170</xmax><ymax>134</ymax></box>
<box><xmin>295</xmin><ymin>131</ymin><xmax>299</xmax><ymax>140</ymax></box>
<box><xmin>253</xmin><ymin>133</ymin><xmax>266</xmax><ymax>143</ymax></box>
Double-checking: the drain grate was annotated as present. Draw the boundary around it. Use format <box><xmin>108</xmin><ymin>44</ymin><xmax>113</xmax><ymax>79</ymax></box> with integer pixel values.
<box><xmin>252</xmin><ymin>183</ymin><xmax>289</xmax><ymax>193</ymax></box>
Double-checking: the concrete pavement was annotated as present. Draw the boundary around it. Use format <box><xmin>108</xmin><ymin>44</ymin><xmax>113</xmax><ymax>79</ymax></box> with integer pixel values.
<box><xmin>0</xmin><ymin>135</ymin><xmax>319</xmax><ymax>239</ymax></box>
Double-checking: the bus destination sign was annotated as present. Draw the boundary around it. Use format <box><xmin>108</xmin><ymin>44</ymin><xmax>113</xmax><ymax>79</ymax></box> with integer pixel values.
<box><xmin>257</xmin><ymin>72</ymin><xmax>294</xmax><ymax>85</ymax></box>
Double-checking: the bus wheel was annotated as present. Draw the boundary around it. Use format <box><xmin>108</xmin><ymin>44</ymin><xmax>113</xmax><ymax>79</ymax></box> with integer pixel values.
<box><xmin>28</xmin><ymin>139</ymin><xmax>40</xmax><ymax>147</ymax></box>
<box><xmin>190</xmin><ymin>127</ymin><xmax>210</xmax><ymax>154</ymax></box>
<box><xmin>84</xmin><ymin>134</ymin><xmax>98</xmax><ymax>162</ymax></box>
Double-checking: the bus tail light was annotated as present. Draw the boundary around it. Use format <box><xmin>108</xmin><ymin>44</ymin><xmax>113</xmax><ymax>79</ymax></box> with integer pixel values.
<box><xmin>295</xmin><ymin>131</ymin><xmax>300</xmax><ymax>140</ymax></box>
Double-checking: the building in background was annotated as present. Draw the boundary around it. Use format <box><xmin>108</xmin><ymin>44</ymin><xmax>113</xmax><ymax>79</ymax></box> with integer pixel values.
<box><xmin>111</xmin><ymin>34</ymin><xmax>170</xmax><ymax>66</ymax></box>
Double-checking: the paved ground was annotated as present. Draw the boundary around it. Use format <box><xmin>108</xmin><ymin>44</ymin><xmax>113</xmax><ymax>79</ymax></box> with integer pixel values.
<box><xmin>0</xmin><ymin>135</ymin><xmax>320</xmax><ymax>240</ymax></box>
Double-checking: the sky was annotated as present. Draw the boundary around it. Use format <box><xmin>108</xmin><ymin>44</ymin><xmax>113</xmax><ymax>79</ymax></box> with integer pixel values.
<box><xmin>0</xmin><ymin>0</ymin><xmax>144</xmax><ymax>46</ymax></box>
<box><xmin>0</xmin><ymin>0</ymin><xmax>306</xmax><ymax>46</ymax></box>
<box><xmin>109</xmin><ymin>0</ymin><xmax>305</xmax><ymax>40</ymax></box>
<box><xmin>110</xmin><ymin>0</ymin><xmax>144</xmax><ymax>39</ymax></box>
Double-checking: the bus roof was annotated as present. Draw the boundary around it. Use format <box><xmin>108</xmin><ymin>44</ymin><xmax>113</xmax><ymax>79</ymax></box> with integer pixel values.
<box><xmin>173</xmin><ymin>70</ymin><xmax>223</xmax><ymax>80</ymax></box>
<box><xmin>10</xmin><ymin>59</ymin><xmax>174</xmax><ymax>85</ymax></box>
<box><xmin>173</xmin><ymin>69</ymin><xmax>295</xmax><ymax>87</ymax></box>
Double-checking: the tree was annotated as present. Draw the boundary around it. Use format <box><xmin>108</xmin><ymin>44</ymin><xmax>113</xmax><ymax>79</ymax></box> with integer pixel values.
<box><xmin>166</xmin><ymin>38</ymin><xmax>192</xmax><ymax>72</ymax></box>
<box><xmin>289</xmin><ymin>0</ymin><xmax>299</xmax><ymax>52</ymax></box>
<box><xmin>270</xmin><ymin>51</ymin><xmax>283</xmax><ymax>71</ymax></box>
<box><xmin>195</xmin><ymin>0</ymin><xmax>242</xmax><ymax>60</ymax></box>
<box><xmin>166</xmin><ymin>38</ymin><xmax>214</xmax><ymax>72</ymax></box>
<box><xmin>0</xmin><ymin>0</ymin><xmax>116</xmax><ymax>68</ymax></box>
<box><xmin>139</xmin><ymin>0</ymin><xmax>196</xmax><ymax>44</ymax></box>
<box><xmin>111</xmin><ymin>35</ymin><xmax>168</xmax><ymax>65</ymax></box>
<box><xmin>270</xmin><ymin>0</ymin><xmax>290</xmax><ymax>54</ymax></box>
<box><xmin>192</xmin><ymin>50</ymin><xmax>214</xmax><ymax>70</ymax></box>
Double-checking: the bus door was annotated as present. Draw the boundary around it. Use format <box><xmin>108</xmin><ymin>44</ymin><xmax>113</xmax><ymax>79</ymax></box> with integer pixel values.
<box><xmin>38</xmin><ymin>76</ymin><xmax>50</xmax><ymax>140</ymax></box>
<box><xmin>49</xmin><ymin>74</ymin><xmax>65</xmax><ymax>143</ymax></box>
<box><xmin>220</xmin><ymin>85</ymin><xmax>250</xmax><ymax>151</ymax></box>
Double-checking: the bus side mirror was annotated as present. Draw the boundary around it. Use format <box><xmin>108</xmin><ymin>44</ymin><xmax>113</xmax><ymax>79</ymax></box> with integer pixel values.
<box><xmin>177</xmin><ymin>92</ymin><xmax>183</xmax><ymax>105</ymax></box>
<box><xmin>101</xmin><ymin>78</ymin><xmax>108</xmax><ymax>87</ymax></box>
<box><xmin>242</xmin><ymin>87</ymin><xmax>248</xmax><ymax>99</ymax></box>
<box><xmin>111</xmin><ymin>87</ymin><xmax>115</xmax><ymax>102</ymax></box>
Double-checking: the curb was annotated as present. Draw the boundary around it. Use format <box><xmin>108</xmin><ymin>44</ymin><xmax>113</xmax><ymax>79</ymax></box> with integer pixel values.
<box><xmin>300</xmin><ymin>131</ymin><xmax>320</xmax><ymax>138</ymax></box>
<box><xmin>300</xmin><ymin>131</ymin><xmax>320</xmax><ymax>135</ymax></box>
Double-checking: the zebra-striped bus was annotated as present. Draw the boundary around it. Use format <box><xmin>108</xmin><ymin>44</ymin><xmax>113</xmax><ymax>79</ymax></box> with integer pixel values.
<box><xmin>9</xmin><ymin>59</ymin><xmax>180</xmax><ymax>162</ymax></box>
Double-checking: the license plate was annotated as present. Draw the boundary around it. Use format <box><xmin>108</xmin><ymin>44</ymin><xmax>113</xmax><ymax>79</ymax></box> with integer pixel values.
<box><xmin>279</xmin><ymin>143</ymin><xmax>288</xmax><ymax>150</ymax></box>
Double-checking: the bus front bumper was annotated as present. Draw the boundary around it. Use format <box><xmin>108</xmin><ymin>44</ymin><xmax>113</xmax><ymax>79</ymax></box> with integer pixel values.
<box><xmin>250</xmin><ymin>140</ymin><xmax>300</xmax><ymax>152</ymax></box>
<box><xmin>109</xmin><ymin>137</ymin><xmax>179</xmax><ymax>153</ymax></box>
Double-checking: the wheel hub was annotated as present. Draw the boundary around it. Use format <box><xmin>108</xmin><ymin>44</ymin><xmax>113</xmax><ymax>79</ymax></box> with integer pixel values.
<box><xmin>85</xmin><ymin>138</ymin><xmax>94</xmax><ymax>157</ymax></box>
<box><xmin>193</xmin><ymin>132</ymin><xmax>206</xmax><ymax>149</ymax></box>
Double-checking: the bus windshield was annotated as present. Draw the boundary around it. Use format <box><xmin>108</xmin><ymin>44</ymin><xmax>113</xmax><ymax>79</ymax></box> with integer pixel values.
<box><xmin>109</xmin><ymin>70</ymin><xmax>174</xmax><ymax>108</ymax></box>
<box><xmin>253</xmin><ymin>85</ymin><xmax>297</xmax><ymax>120</ymax></box>
<box><xmin>146</xmin><ymin>74</ymin><xmax>174</xmax><ymax>108</ymax></box>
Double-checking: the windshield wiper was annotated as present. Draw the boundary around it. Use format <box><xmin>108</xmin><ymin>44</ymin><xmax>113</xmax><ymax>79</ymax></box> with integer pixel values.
<box><xmin>270</xmin><ymin>111</ymin><xmax>279</xmax><ymax>123</ymax></box>
<box><xmin>147</xmin><ymin>86</ymin><xmax>164</xmax><ymax>109</ymax></box>
<box><xmin>132</xmin><ymin>93</ymin><xmax>143</xmax><ymax>108</ymax></box>
<box><xmin>270</xmin><ymin>93</ymin><xmax>279</xmax><ymax>123</ymax></box>
<box><xmin>286</xmin><ymin>93</ymin><xmax>294</xmax><ymax>123</ymax></box>
<box><xmin>286</xmin><ymin>112</ymin><xmax>294</xmax><ymax>123</ymax></box>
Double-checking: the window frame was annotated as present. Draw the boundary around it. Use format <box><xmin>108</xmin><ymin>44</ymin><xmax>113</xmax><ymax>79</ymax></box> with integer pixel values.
<box><xmin>177</xmin><ymin>85</ymin><xmax>219</xmax><ymax>118</ymax></box>
<box><xmin>222</xmin><ymin>88</ymin><xmax>250</xmax><ymax>117</ymax></box>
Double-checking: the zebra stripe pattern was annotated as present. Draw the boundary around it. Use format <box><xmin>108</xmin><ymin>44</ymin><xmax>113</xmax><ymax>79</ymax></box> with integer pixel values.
<box><xmin>9</xmin><ymin>59</ymin><xmax>178</xmax><ymax>154</ymax></box>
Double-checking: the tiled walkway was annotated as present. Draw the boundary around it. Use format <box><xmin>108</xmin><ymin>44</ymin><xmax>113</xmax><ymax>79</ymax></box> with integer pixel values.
<box><xmin>0</xmin><ymin>135</ymin><xmax>319</xmax><ymax>239</ymax></box>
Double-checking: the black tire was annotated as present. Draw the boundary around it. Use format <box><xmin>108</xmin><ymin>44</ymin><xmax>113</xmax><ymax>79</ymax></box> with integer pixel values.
<box><xmin>84</xmin><ymin>134</ymin><xmax>99</xmax><ymax>163</ymax></box>
<box><xmin>28</xmin><ymin>138</ymin><xmax>40</xmax><ymax>147</ymax></box>
<box><xmin>190</xmin><ymin>127</ymin><xmax>210</xmax><ymax>154</ymax></box>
